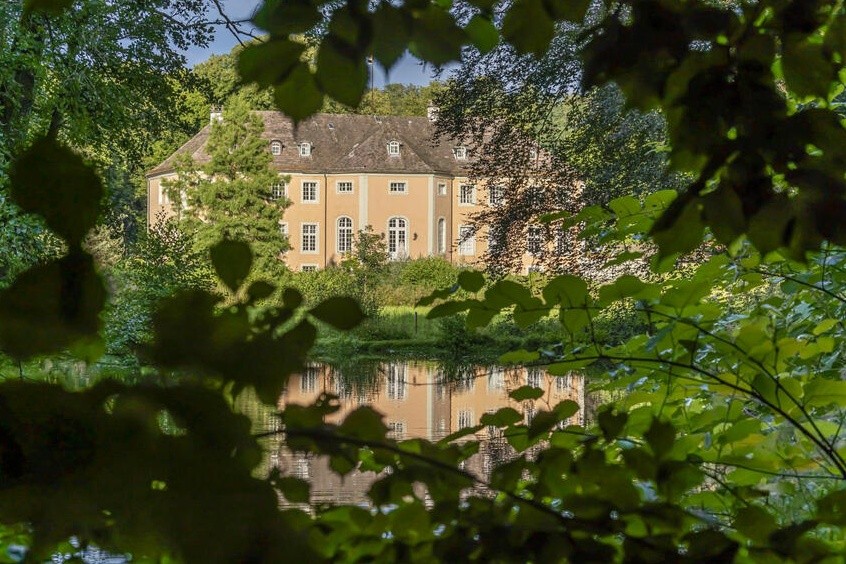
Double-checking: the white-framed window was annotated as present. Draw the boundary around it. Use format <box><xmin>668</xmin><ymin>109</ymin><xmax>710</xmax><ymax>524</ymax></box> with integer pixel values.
<box><xmin>337</xmin><ymin>181</ymin><xmax>353</xmax><ymax>193</ymax></box>
<box><xmin>556</xmin><ymin>226</ymin><xmax>568</xmax><ymax>255</ymax></box>
<box><xmin>387</xmin><ymin>140</ymin><xmax>401</xmax><ymax>156</ymax></box>
<box><xmin>387</xmin><ymin>421</ymin><xmax>406</xmax><ymax>439</ymax></box>
<box><xmin>270</xmin><ymin>140</ymin><xmax>282</xmax><ymax>155</ymax></box>
<box><xmin>489</xmin><ymin>185</ymin><xmax>504</xmax><ymax>206</ymax></box>
<box><xmin>438</xmin><ymin>182</ymin><xmax>447</xmax><ymax>196</ymax></box>
<box><xmin>555</xmin><ymin>374</ymin><xmax>571</xmax><ymax>393</ymax></box>
<box><xmin>457</xmin><ymin>409</ymin><xmax>474</xmax><ymax>429</ymax></box>
<box><xmin>527</xmin><ymin>225</ymin><xmax>543</xmax><ymax>255</ymax></box>
<box><xmin>337</xmin><ymin>216</ymin><xmax>353</xmax><ymax>254</ymax></box>
<box><xmin>459</xmin><ymin>184</ymin><xmax>475</xmax><ymax>205</ymax></box>
<box><xmin>437</xmin><ymin>218</ymin><xmax>446</xmax><ymax>254</ymax></box>
<box><xmin>302</xmin><ymin>181</ymin><xmax>318</xmax><ymax>203</ymax></box>
<box><xmin>529</xmin><ymin>148</ymin><xmax>538</xmax><ymax>160</ymax></box>
<box><xmin>301</xmin><ymin>365</ymin><xmax>318</xmax><ymax>393</ymax></box>
<box><xmin>527</xmin><ymin>368</ymin><xmax>542</xmax><ymax>389</ymax></box>
<box><xmin>279</xmin><ymin>221</ymin><xmax>288</xmax><ymax>237</ymax></box>
<box><xmin>386</xmin><ymin>364</ymin><xmax>407</xmax><ymax>400</ymax></box>
<box><xmin>488</xmin><ymin>224</ymin><xmax>504</xmax><ymax>252</ymax></box>
<box><xmin>299</xmin><ymin>142</ymin><xmax>312</xmax><ymax>157</ymax></box>
<box><xmin>387</xmin><ymin>217</ymin><xmax>408</xmax><ymax>259</ymax></box>
<box><xmin>270</xmin><ymin>181</ymin><xmax>287</xmax><ymax>201</ymax></box>
<box><xmin>301</xmin><ymin>223</ymin><xmax>318</xmax><ymax>253</ymax></box>
<box><xmin>454</xmin><ymin>146</ymin><xmax>467</xmax><ymax>160</ymax></box>
<box><xmin>488</xmin><ymin>367</ymin><xmax>505</xmax><ymax>391</ymax></box>
<box><xmin>389</xmin><ymin>181</ymin><xmax>407</xmax><ymax>194</ymax></box>
<box><xmin>158</xmin><ymin>184</ymin><xmax>170</xmax><ymax>206</ymax></box>
<box><xmin>458</xmin><ymin>225</ymin><xmax>475</xmax><ymax>256</ymax></box>
<box><xmin>301</xmin><ymin>264</ymin><xmax>318</xmax><ymax>272</ymax></box>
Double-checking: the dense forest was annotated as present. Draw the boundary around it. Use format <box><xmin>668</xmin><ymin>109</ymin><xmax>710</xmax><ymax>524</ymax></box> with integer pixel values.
<box><xmin>1</xmin><ymin>0</ymin><xmax>846</xmax><ymax>561</ymax></box>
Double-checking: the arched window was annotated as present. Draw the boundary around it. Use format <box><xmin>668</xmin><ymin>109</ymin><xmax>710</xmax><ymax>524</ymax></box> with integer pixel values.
<box><xmin>387</xmin><ymin>217</ymin><xmax>408</xmax><ymax>259</ymax></box>
<box><xmin>387</xmin><ymin>140</ymin><xmax>401</xmax><ymax>156</ymax></box>
<box><xmin>270</xmin><ymin>140</ymin><xmax>282</xmax><ymax>155</ymax></box>
<box><xmin>337</xmin><ymin>216</ymin><xmax>353</xmax><ymax>254</ymax></box>
<box><xmin>437</xmin><ymin>218</ymin><xmax>446</xmax><ymax>254</ymax></box>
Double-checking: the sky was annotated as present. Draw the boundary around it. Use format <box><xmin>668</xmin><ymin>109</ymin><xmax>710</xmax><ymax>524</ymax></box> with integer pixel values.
<box><xmin>186</xmin><ymin>0</ymin><xmax>448</xmax><ymax>87</ymax></box>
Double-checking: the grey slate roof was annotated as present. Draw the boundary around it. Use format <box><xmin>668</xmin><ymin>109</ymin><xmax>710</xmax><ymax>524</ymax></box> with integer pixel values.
<box><xmin>147</xmin><ymin>112</ymin><xmax>468</xmax><ymax>177</ymax></box>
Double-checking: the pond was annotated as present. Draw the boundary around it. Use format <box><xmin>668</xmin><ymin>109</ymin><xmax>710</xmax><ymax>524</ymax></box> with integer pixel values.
<box><xmin>238</xmin><ymin>360</ymin><xmax>587</xmax><ymax>506</ymax></box>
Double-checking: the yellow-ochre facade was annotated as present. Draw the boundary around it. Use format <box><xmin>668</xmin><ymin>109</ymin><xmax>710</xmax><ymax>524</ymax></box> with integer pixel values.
<box><xmin>146</xmin><ymin>111</ymin><xmax>547</xmax><ymax>273</ymax></box>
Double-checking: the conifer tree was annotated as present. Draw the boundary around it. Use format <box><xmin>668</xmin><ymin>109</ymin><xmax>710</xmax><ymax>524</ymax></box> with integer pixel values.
<box><xmin>166</xmin><ymin>96</ymin><xmax>289</xmax><ymax>280</ymax></box>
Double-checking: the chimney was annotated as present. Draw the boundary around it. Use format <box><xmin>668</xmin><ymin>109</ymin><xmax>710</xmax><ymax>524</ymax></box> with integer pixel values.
<box><xmin>427</xmin><ymin>103</ymin><xmax>439</xmax><ymax>122</ymax></box>
<box><xmin>210</xmin><ymin>105</ymin><xmax>223</xmax><ymax>124</ymax></box>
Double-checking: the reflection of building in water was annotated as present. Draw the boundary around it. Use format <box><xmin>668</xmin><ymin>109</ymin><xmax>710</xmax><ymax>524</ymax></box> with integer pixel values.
<box><xmin>274</xmin><ymin>362</ymin><xmax>584</xmax><ymax>505</ymax></box>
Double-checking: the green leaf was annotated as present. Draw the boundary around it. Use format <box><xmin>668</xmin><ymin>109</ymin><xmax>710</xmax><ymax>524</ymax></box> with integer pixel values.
<box><xmin>408</xmin><ymin>6</ymin><xmax>465</xmax><ymax>65</ymax></box>
<box><xmin>803</xmin><ymin>380</ymin><xmax>846</xmax><ymax>407</ymax></box>
<box><xmin>310</xmin><ymin>297</ymin><xmax>365</xmax><ymax>330</ymax></box>
<box><xmin>502</xmin><ymin>0</ymin><xmax>554</xmax><ymax>57</ymax></box>
<box><xmin>553</xmin><ymin>400</ymin><xmax>580</xmax><ymax>420</ymax></box>
<box><xmin>480</xmin><ymin>407</ymin><xmax>523</xmax><ymax>427</ymax></box>
<box><xmin>247</xmin><ymin>281</ymin><xmax>276</xmax><ymax>302</ymax></box>
<box><xmin>372</xmin><ymin>5</ymin><xmax>412</xmax><ymax>69</ymax></box>
<box><xmin>339</xmin><ymin>406</ymin><xmax>388</xmax><ymax>441</ymax></box>
<box><xmin>597</xmin><ymin>408</ymin><xmax>627</xmax><ymax>441</ymax></box>
<box><xmin>10</xmin><ymin>137</ymin><xmax>103</xmax><ymax>245</ymax></box>
<box><xmin>210</xmin><ymin>239</ymin><xmax>253</xmax><ymax>292</ymax></box>
<box><xmin>734</xmin><ymin>506</ymin><xmax>778</xmax><ymax>544</ymax></box>
<box><xmin>812</xmin><ymin>318</ymin><xmax>838</xmax><ymax>335</ymax></box>
<box><xmin>542</xmin><ymin>0</ymin><xmax>590</xmax><ymax>22</ymax></box>
<box><xmin>273</xmin><ymin>64</ymin><xmax>324</xmax><ymax>122</ymax></box>
<box><xmin>23</xmin><ymin>0</ymin><xmax>72</xmax><ymax>15</ymax></box>
<box><xmin>816</xmin><ymin>489</ymin><xmax>846</xmax><ymax>525</ymax></box>
<box><xmin>0</xmin><ymin>251</ymin><xmax>106</xmax><ymax>360</ymax></box>
<box><xmin>316</xmin><ymin>37</ymin><xmax>368</xmax><ymax>108</ymax></box>
<box><xmin>238</xmin><ymin>39</ymin><xmax>305</xmax><ymax>88</ymax></box>
<box><xmin>283</xmin><ymin>287</ymin><xmax>303</xmax><ymax>309</ymax></box>
<box><xmin>427</xmin><ymin>300</ymin><xmax>472</xmax><ymax>318</ymax></box>
<box><xmin>465</xmin><ymin>15</ymin><xmax>499</xmax><ymax>54</ymax></box>
<box><xmin>644</xmin><ymin>418</ymin><xmax>675</xmax><ymax>459</ymax></box>
<box><xmin>509</xmin><ymin>385</ymin><xmax>544</xmax><ymax>401</ymax></box>
<box><xmin>652</xmin><ymin>197</ymin><xmax>705</xmax><ymax>259</ymax></box>
<box><xmin>782</xmin><ymin>34</ymin><xmax>834</xmax><ymax>99</ymax></box>
<box><xmin>276</xmin><ymin>476</ymin><xmax>311</xmax><ymax>504</ymax></box>
<box><xmin>457</xmin><ymin>270</ymin><xmax>485</xmax><ymax>292</ymax></box>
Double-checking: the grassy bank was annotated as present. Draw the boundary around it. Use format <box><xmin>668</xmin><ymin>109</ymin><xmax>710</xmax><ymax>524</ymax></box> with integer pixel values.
<box><xmin>312</xmin><ymin>305</ymin><xmax>565</xmax><ymax>363</ymax></box>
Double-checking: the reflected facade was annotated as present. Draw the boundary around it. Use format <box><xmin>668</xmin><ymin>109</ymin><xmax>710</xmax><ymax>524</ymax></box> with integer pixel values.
<box><xmin>268</xmin><ymin>362</ymin><xmax>584</xmax><ymax>505</ymax></box>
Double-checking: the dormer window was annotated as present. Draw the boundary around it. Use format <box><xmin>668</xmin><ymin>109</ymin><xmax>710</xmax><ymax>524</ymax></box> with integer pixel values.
<box><xmin>454</xmin><ymin>146</ymin><xmax>467</xmax><ymax>160</ymax></box>
<box><xmin>270</xmin><ymin>140</ymin><xmax>282</xmax><ymax>155</ymax></box>
<box><xmin>529</xmin><ymin>148</ymin><xmax>538</xmax><ymax>160</ymax></box>
<box><xmin>299</xmin><ymin>142</ymin><xmax>312</xmax><ymax>157</ymax></box>
<box><xmin>387</xmin><ymin>140</ymin><xmax>401</xmax><ymax>156</ymax></box>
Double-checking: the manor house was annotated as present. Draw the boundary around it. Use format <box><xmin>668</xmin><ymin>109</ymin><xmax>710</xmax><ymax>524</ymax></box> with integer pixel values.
<box><xmin>146</xmin><ymin>110</ymin><xmax>534</xmax><ymax>272</ymax></box>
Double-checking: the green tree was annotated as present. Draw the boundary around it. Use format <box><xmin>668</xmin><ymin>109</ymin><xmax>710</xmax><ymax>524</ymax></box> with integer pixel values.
<box><xmin>166</xmin><ymin>96</ymin><xmax>289</xmax><ymax>280</ymax></box>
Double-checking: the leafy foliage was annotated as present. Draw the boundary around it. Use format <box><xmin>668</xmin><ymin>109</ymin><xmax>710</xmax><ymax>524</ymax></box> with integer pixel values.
<box><xmin>4</xmin><ymin>0</ymin><xmax>846</xmax><ymax>562</ymax></box>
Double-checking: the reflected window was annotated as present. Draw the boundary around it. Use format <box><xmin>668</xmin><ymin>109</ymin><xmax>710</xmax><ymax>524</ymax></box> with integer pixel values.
<box><xmin>387</xmin><ymin>421</ymin><xmax>406</xmax><ymax>439</ymax></box>
<box><xmin>293</xmin><ymin>456</ymin><xmax>310</xmax><ymax>479</ymax></box>
<box><xmin>386</xmin><ymin>364</ymin><xmax>407</xmax><ymax>400</ymax></box>
<box><xmin>458</xmin><ymin>409</ymin><xmax>474</xmax><ymax>429</ymax></box>
<box><xmin>527</xmin><ymin>368</ymin><xmax>542</xmax><ymax>390</ymax></box>
<box><xmin>527</xmin><ymin>225</ymin><xmax>543</xmax><ymax>255</ymax></box>
<box><xmin>301</xmin><ymin>366</ymin><xmax>318</xmax><ymax>393</ymax></box>
<box><xmin>487</xmin><ymin>367</ymin><xmax>505</xmax><ymax>391</ymax></box>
